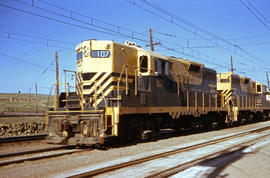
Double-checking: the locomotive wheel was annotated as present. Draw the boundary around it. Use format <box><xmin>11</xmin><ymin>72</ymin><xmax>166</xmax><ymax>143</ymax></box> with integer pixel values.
<box><xmin>151</xmin><ymin>118</ymin><xmax>161</xmax><ymax>137</ymax></box>
<box><xmin>119</xmin><ymin>117</ymin><xmax>142</xmax><ymax>142</ymax></box>
<box><xmin>128</xmin><ymin>118</ymin><xmax>142</xmax><ymax>140</ymax></box>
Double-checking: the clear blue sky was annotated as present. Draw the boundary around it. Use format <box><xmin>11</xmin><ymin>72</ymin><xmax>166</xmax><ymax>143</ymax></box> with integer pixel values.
<box><xmin>0</xmin><ymin>0</ymin><xmax>270</xmax><ymax>94</ymax></box>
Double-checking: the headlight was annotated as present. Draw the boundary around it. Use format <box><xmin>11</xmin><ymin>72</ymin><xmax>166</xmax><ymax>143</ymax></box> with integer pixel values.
<box><xmin>84</xmin><ymin>46</ymin><xmax>88</xmax><ymax>56</ymax></box>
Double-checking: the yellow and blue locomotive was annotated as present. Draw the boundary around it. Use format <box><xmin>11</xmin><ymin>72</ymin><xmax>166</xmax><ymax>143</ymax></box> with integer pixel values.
<box><xmin>46</xmin><ymin>40</ymin><xmax>270</xmax><ymax>145</ymax></box>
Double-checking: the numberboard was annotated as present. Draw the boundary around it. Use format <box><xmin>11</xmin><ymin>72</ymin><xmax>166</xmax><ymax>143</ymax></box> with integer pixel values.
<box><xmin>90</xmin><ymin>50</ymin><xmax>110</xmax><ymax>58</ymax></box>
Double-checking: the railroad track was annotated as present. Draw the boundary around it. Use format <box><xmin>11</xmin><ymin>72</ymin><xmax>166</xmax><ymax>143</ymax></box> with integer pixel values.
<box><xmin>0</xmin><ymin>145</ymin><xmax>85</xmax><ymax>167</ymax></box>
<box><xmin>0</xmin><ymin>134</ymin><xmax>47</xmax><ymax>143</ymax></box>
<box><xmin>57</xmin><ymin>125</ymin><xmax>270</xmax><ymax>177</ymax></box>
<box><xmin>0</xmin><ymin>129</ymin><xmax>187</xmax><ymax>168</ymax></box>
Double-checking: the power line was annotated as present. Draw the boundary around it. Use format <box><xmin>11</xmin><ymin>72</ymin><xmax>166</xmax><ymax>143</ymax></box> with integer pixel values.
<box><xmin>0</xmin><ymin>0</ymin><xmax>228</xmax><ymax>71</ymax></box>
<box><xmin>125</xmin><ymin>0</ymin><xmax>270</xmax><ymax>71</ymax></box>
<box><xmin>2</xmin><ymin>0</ymin><xmax>244</xmax><ymax>72</ymax></box>
<box><xmin>153</xmin><ymin>29</ymin><xmax>270</xmax><ymax>41</ymax></box>
<box><xmin>11</xmin><ymin>0</ymin><xmax>149</xmax><ymax>43</ymax></box>
<box><xmin>0</xmin><ymin>30</ymin><xmax>76</xmax><ymax>45</ymax></box>
<box><xmin>148</xmin><ymin>29</ymin><xmax>260</xmax><ymax>68</ymax></box>
<box><xmin>0</xmin><ymin>2</ymin><xmax>121</xmax><ymax>38</ymax></box>
<box><xmin>0</xmin><ymin>35</ymin><xmax>73</xmax><ymax>50</ymax></box>
<box><xmin>1</xmin><ymin>0</ymin><xmax>267</xmax><ymax>82</ymax></box>
<box><xmin>125</xmin><ymin>0</ymin><xmax>268</xmax><ymax>82</ymax></box>
<box><xmin>27</xmin><ymin>58</ymin><xmax>55</xmax><ymax>92</ymax></box>
<box><xmin>244</xmin><ymin>0</ymin><xmax>270</xmax><ymax>25</ymax></box>
<box><xmin>233</xmin><ymin>41</ymin><xmax>270</xmax><ymax>47</ymax></box>
<box><xmin>0</xmin><ymin>52</ymin><xmax>58</xmax><ymax>93</ymax></box>
<box><xmin>33</xmin><ymin>1</ymin><xmax>266</xmax><ymax>74</ymax></box>
<box><xmin>227</xmin><ymin>33</ymin><xmax>270</xmax><ymax>40</ymax></box>
<box><xmin>240</xmin><ymin>0</ymin><xmax>270</xmax><ymax>32</ymax></box>
<box><xmin>0</xmin><ymin>52</ymin><xmax>55</xmax><ymax>71</ymax></box>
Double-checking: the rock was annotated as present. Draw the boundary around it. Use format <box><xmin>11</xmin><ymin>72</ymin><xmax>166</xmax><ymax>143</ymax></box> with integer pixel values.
<box><xmin>0</xmin><ymin>121</ymin><xmax>46</xmax><ymax>137</ymax></box>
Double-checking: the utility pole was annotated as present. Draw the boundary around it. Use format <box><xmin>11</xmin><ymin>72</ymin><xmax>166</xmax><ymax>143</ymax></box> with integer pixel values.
<box><xmin>55</xmin><ymin>51</ymin><xmax>59</xmax><ymax>108</ymax></box>
<box><xmin>266</xmin><ymin>72</ymin><xmax>270</xmax><ymax>91</ymax></box>
<box><xmin>149</xmin><ymin>28</ymin><xmax>154</xmax><ymax>51</ymax></box>
<box><xmin>230</xmin><ymin>55</ymin><xmax>234</xmax><ymax>73</ymax></box>
<box><xmin>35</xmin><ymin>83</ymin><xmax>38</xmax><ymax>115</ymax></box>
<box><xmin>146</xmin><ymin>28</ymin><xmax>160</xmax><ymax>51</ymax></box>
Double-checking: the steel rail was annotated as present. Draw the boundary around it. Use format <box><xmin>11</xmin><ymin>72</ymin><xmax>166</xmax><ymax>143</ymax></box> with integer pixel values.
<box><xmin>69</xmin><ymin>125</ymin><xmax>270</xmax><ymax>177</ymax></box>
<box><xmin>0</xmin><ymin>145</ymin><xmax>74</xmax><ymax>159</ymax></box>
<box><xmin>147</xmin><ymin>131</ymin><xmax>270</xmax><ymax>177</ymax></box>
<box><xmin>0</xmin><ymin>134</ymin><xmax>47</xmax><ymax>143</ymax></box>
<box><xmin>0</xmin><ymin>145</ymin><xmax>84</xmax><ymax>167</ymax></box>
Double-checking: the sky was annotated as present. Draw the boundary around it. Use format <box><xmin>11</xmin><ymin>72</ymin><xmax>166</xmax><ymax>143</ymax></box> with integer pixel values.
<box><xmin>0</xmin><ymin>0</ymin><xmax>270</xmax><ymax>94</ymax></box>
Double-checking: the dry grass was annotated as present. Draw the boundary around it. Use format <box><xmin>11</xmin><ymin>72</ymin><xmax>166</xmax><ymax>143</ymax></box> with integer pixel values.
<box><xmin>0</xmin><ymin>93</ymin><xmax>54</xmax><ymax>113</ymax></box>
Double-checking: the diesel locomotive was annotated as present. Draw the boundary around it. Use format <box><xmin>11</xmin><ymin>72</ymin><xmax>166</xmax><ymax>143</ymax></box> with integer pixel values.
<box><xmin>46</xmin><ymin>40</ymin><xmax>270</xmax><ymax>145</ymax></box>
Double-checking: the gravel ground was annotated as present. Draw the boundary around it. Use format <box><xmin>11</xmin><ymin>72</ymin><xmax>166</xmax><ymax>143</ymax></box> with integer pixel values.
<box><xmin>173</xmin><ymin>136</ymin><xmax>270</xmax><ymax>178</ymax></box>
<box><xmin>0</xmin><ymin>116</ymin><xmax>45</xmax><ymax>124</ymax></box>
<box><xmin>0</xmin><ymin>140</ymin><xmax>57</xmax><ymax>155</ymax></box>
<box><xmin>0</xmin><ymin>120</ymin><xmax>270</xmax><ymax>177</ymax></box>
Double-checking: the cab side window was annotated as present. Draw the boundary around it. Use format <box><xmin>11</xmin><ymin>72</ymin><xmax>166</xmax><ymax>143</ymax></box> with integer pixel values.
<box><xmin>157</xmin><ymin>59</ymin><xmax>170</xmax><ymax>76</ymax></box>
<box><xmin>257</xmin><ymin>85</ymin><xmax>262</xmax><ymax>93</ymax></box>
<box><xmin>140</xmin><ymin>56</ymin><xmax>148</xmax><ymax>73</ymax></box>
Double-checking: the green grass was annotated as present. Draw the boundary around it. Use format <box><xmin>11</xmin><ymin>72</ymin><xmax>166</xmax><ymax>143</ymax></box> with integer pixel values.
<box><xmin>0</xmin><ymin>93</ymin><xmax>54</xmax><ymax>113</ymax></box>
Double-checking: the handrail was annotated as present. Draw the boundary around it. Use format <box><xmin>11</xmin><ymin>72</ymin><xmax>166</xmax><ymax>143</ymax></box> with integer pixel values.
<box><xmin>116</xmin><ymin>64</ymin><xmax>151</xmax><ymax>106</ymax></box>
<box><xmin>117</xmin><ymin>64</ymin><xmax>141</xmax><ymax>110</ymax></box>
<box><xmin>53</xmin><ymin>83</ymin><xmax>70</xmax><ymax>111</ymax></box>
<box><xmin>52</xmin><ymin>71</ymin><xmax>84</xmax><ymax>111</ymax></box>
<box><xmin>83</xmin><ymin>80</ymin><xmax>108</xmax><ymax>111</ymax></box>
<box><xmin>75</xmin><ymin>73</ymin><xmax>84</xmax><ymax>110</ymax></box>
<box><xmin>116</xmin><ymin>64</ymin><xmax>221</xmax><ymax>111</ymax></box>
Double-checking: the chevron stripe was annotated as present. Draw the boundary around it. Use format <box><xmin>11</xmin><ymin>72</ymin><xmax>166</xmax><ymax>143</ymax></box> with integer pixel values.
<box><xmin>94</xmin><ymin>81</ymin><xmax>127</xmax><ymax>106</ymax></box>
<box><xmin>81</xmin><ymin>72</ymin><xmax>135</xmax><ymax>107</ymax></box>
<box><xmin>223</xmin><ymin>89</ymin><xmax>233</xmax><ymax>107</ymax></box>
<box><xmin>81</xmin><ymin>72</ymin><xmax>97</xmax><ymax>80</ymax></box>
<box><xmin>86</xmin><ymin>73</ymin><xmax>110</xmax><ymax>96</ymax></box>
